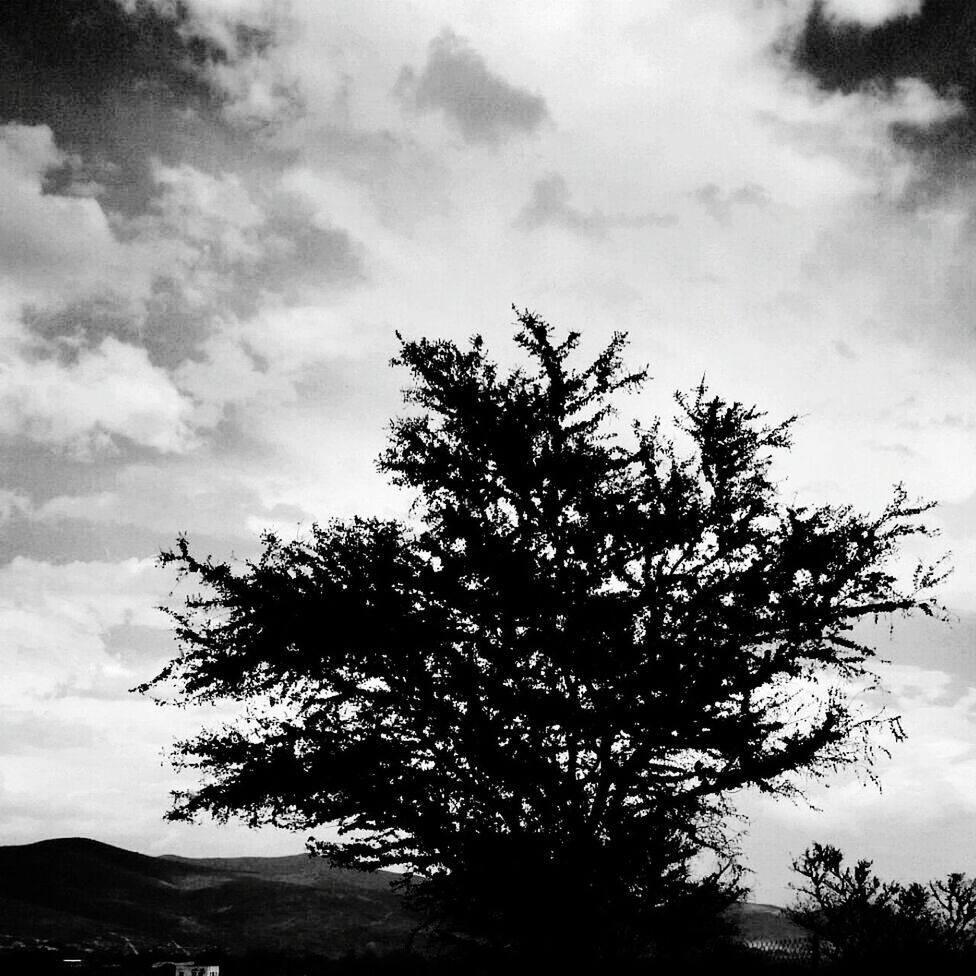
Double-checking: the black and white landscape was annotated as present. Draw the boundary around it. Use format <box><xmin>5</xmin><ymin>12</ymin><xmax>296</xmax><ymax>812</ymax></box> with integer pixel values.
<box><xmin>1</xmin><ymin>0</ymin><xmax>975</xmax><ymax>941</ymax></box>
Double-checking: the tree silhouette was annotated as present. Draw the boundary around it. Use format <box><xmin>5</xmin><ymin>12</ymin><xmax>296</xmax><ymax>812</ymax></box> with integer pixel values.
<box><xmin>140</xmin><ymin>311</ymin><xmax>945</xmax><ymax>963</ymax></box>
<box><xmin>789</xmin><ymin>843</ymin><xmax>976</xmax><ymax>968</ymax></box>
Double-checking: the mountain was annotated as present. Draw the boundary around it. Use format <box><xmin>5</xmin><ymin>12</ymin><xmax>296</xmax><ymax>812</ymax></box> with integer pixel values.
<box><xmin>731</xmin><ymin>902</ymin><xmax>814</xmax><ymax>943</ymax></box>
<box><xmin>0</xmin><ymin>838</ymin><xmax>807</xmax><ymax>957</ymax></box>
<box><xmin>0</xmin><ymin>838</ymin><xmax>417</xmax><ymax>957</ymax></box>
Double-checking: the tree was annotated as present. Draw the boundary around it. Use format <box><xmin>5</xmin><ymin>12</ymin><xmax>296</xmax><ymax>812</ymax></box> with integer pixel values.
<box><xmin>788</xmin><ymin>843</ymin><xmax>976</xmax><ymax>968</ymax></box>
<box><xmin>140</xmin><ymin>311</ymin><xmax>946</xmax><ymax>963</ymax></box>
<box><xmin>788</xmin><ymin>843</ymin><xmax>909</xmax><ymax>961</ymax></box>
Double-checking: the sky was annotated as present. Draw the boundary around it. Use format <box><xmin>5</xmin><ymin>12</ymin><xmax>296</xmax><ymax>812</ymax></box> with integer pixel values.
<box><xmin>1</xmin><ymin>0</ymin><xmax>975</xmax><ymax>907</ymax></box>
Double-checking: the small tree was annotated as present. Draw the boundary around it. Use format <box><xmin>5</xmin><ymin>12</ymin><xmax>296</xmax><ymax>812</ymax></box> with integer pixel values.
<box><xmin>140</xmin><ymin>311</ymin><xmax>945</xmax><ymax>963</ymax></box>
<box><xmin>789</xmin><ymin>844</ymin><xmax>976</xmax><ymax>966</ymax></box>
<box><xmin>788</xmin><ymin>843</ymin><xmax>907</xmax><ymax>959</ymax></box>
<box><xmin>931</xmin><ymin>872</ymin><xmax>976</xmax><ymax>953</ymax></box>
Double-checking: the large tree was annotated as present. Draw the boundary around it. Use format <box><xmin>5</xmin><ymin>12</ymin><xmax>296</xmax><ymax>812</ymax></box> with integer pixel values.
<box><xmin>140</xmin><ymin>311</ymin><xmax>945</xmax><ymax>962</ymax></box>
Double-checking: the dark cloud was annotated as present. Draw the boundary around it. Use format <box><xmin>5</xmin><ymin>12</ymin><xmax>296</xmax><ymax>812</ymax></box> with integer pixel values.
<box><xmin>693</xmin><ymin>183</ymin><xmax>769</xmax><ymax>226</ymax></box>
<box><xmin>789</xmin><ymin>0</ymin><xmax>976</xmax><ymax>199</ymax></box>
<box><xmin>22</xmin><ymin>458</ymin><xmax>314</xmax><ymax>545</ymax></box>
<box><xmin>248</xmin><ymin>193</ymin><xmax>366</xmax><ymax>304</ymax></box>
<box><xmin>137</xmin><ymin>192</ymin><xmax>366</xmax><ymax>352</ymax></box>
<box><xmin>20</xmin><ymin>187</ymin><xmax>365</xmax><ymax>371</ymax></box>
<box><xmin>0</xmin><ymin>0</ymin><xmax>231</xmax><ymax>213</ymax></box>
<box><xmin>0</xmin><ymin>512</ymin><xmax>255</xmax><ymax>567</ymax></box>
<box><xmin>23</xmin><ymin>285</ymin><xmax>221</xmax><ymax>373</ymax></box>
<box><xmin>0</xmin><ymin>0</ymin><xmax>290</xmax><ymax>218</ymax></box>
<box><xmin>516</xmin><ymin>173</ymin><xmax>677</xmax><ymax>237</ymax></box>
<box><xmin>0</xmin><ymin>445</ymin><xmax>311</xmax><ymax>565</ymax></box>
<box><xmin>20</xmin><ymin>289</ymin><xmax>214</xmax><ymax>374</ymax></box>
<box><xmin>396</xmin><ymin>29</ymin><xmax>550</xmax><ymax>145</ymax></box>
<box><xmin>42</xmin><ymin>153</ymin><xmax>121</xmax><ymax>199</ymax></box>
<box><xmin>0</xmin><ymin>0</ymin><xmax>224</xmax><ymax>98</ymax></box>
<box><xmin>0</xmin><ymin>3</ymin><xmax>365</xmax><ymax>388</ymax></box>
<box><xmin>22</xmin><ymin>296</ymin><xmax>153</xmax><ymax>362</ymax></box>
<box><xmin>0</xmin><ymin>435</ymin><xmax>138</xmax><ymax>506</ymax></box>
<box><xmin>517</xmin><ymin>173</ymin><xmax>605</xmax><ymax>235</ymax></box>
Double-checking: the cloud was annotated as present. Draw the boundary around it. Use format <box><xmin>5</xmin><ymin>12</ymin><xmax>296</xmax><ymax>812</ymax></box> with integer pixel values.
<box><xmin>33</xmin><ymin>460</ymin><xmax>313</xmax><ymax>542</ymax></box>
<box><xmin>251</xmin><ymin>189</ymin><xmax>367</xmax><ymax>299</ymax></box>
<box><xmin>0</xmin><ymin>490</ymin><xmax>30</xmax><ymax>524</ymax></box>
<box><xmin>821</xmin><ymin>0</ymin><xmax>923</xmax><ymax>26</ymax></box>
<box><xmin>0</xmin><ymin>709</ymin><xmax>97</xmax><ymax>754</ymax></box>
<box><xmin>0</xmin><ymin>337</ymin><xmax>197</xmax><ymax>456</ymax></box>
<box><xmin>5</xmin><ymin>150</ymin><xmax>368</xmax><ymax>461</ymax></box>
<box><xmin>22</xmin><ymin>296</ymin><xmax>177</xmax><ymax>370</ymax></box>
<box><xmin>783</xmin><ymin>662</ymin><xmax>976</xmax><ymax>827</ymax></box>
<box><xmin>788</xmin><ymin>0</ymin><xmax>976</xmax><ymax>199</ymax></box>
<box><xmin>516</xmin><ymin>172</ymin><xmax>678</xmax><ymax>237</ymax></box>
<box><xmin>208</xmin><ymin>39</ymin><xmax>304</xmax><ymax>132</ymax></box>
<box><xmin>117</xmin><ymin>164</ymin><xmax>366</xmax><ymax>346</ymax></box>
<box><xmin>133</xmin><ymin>162</ymin><xmax>366</xmax><ymax>301</ymax></box>
<box><xmin>791</xmin><ymin>195</ymin><xmax>976</xmax><ymax>369</ymax></box>
<box><xmin>0</xmin><ymin>124</ymin><xmax>132</xmax><ymax>304</ymax></box>
<box><xmin>693</xmin><ymin>183</ymin><xmax>770</xmax><ymax>226</ymax></box>
<box><xmin>0</xmin><ymin>556</ymin><xmax>173</xmax><ymax>699</ymax></box>
<box><xmin>147</xmin><ymin>163</ymin><xmax>265</xmax><ymax>259</ymax></box>
<box><xmin>0</xmin><ymin>0</ymin><xmax>225</xmax><ymax>107</ymax></box>
<box><xmin>0</xmin><ymin>124</ymin><xmax>321</xmax><ymax>359</ymax></box>
<box><xmin>396</xmin><ymin>29</ymin><xmax>550</xmax><ymax>144</ymax></box>
<box><xmin>0</xmin><ymin>0</ymin><xmax>237</xmax><ymax>216</ymax></box>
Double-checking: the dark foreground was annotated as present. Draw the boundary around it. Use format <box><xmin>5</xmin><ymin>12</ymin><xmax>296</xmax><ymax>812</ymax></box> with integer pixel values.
<box><xmin>7</xmin><ymin>944</ymin><xmax>976</xmax><ymax>976</ymax></box>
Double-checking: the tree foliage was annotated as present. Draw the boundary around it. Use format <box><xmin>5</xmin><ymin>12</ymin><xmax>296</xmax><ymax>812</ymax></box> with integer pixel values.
<box><xmin>140</xmin><ymin>311</ymin><xmax>945</xmax><ymax>961</ymax></box>
<box><xmin>789</xmin><ymin>843</ymin><xmax>976</xmax><ymax>967</ymax></box>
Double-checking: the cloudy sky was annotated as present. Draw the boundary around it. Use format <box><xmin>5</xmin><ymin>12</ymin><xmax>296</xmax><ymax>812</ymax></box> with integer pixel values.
<box><xmin>2</xmin><ymin>0</ymin><xmax>976</xmax><ymax>906</ymax></box>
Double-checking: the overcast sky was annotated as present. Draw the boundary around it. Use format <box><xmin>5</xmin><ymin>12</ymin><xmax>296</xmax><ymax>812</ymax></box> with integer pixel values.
<box><xmin>1</xmin><ymin>0</ymin><xmax>975</xmax><ymax>906</ymax></box>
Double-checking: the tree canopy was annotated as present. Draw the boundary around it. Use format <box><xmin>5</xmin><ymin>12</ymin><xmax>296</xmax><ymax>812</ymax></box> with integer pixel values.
<box><xmin>140</xmin><ymin>310</ymin><xmax>946</xmax><ymax>962</ymax></box>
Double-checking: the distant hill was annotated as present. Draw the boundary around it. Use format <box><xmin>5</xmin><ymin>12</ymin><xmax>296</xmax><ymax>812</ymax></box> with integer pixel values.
<box><xmin>0</xmin><ymin>838</ymin><xmax>417</xmax><ymax>957</ymax></box>
<box><xmin>158</xmin><ymin>851</ymin><xmax>398</xmax><ymax>894</ymax></box>
<box><xmin>731</xmin><ymin>902</ymin><xmax>814</xmax><ymax>943</ymax></box>
<box><xmin>0</xmin><ymin>838</ymin><xmax>807</xmax><ymax>957</ymax></box>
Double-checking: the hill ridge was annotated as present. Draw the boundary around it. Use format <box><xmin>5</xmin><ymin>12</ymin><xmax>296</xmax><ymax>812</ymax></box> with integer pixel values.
<box><xmin>0</xmin><ymin>837</ymin><xmax>805</xmax><ymax>954</ymax></box>
<box><xmin>0</xmin><ymin>837</ymin><xmax>414</xmax><ymax>957</ymax></box>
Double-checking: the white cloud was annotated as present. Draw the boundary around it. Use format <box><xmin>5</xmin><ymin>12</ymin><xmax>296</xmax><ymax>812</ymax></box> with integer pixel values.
<box><xmin>0</xmin><ymin>557</ymin><xmax>172</xmax><ymax>701</ymax></box>
<box><xmin>173</xmin><ymin>330</ymin><xmax>296</xmax><ymax>427</ymax></box>
<box><xmin>210</xmin><ymin>51</ymin><xmax>302</xmax><ymax>130</ymax></box>
<box><xmin>33</xmin><ymin>457</ymin><xmax>313</xmax><ymax>542</ymax></box>
<box><xmin>144</xmin><ymin>163</ymin><xmax>264</xmax><ymax>261</ymax></box>
<box><xmin>0</xmin><ymin>123</ymin><xmax>61</xmax><ymax>180</ymax></box>
<box><xmin>0</xmin><ymin>338</ymin><xmax>198</xmax><ymax>455</ymax></box>
<box><xmin>823</xmin><ymin>0</ymin><xmax>923</xmax><ymax>27</ymax></box>
<box><xmin>0</xmin><ymin>125</ymin><xmax>128</xmax><ymax>305</ymax></box>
